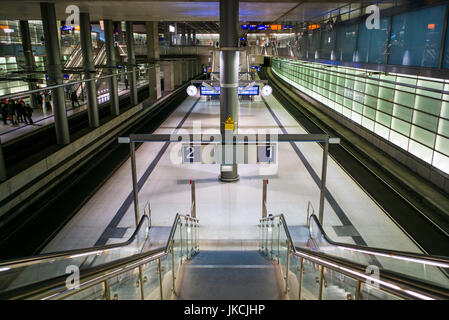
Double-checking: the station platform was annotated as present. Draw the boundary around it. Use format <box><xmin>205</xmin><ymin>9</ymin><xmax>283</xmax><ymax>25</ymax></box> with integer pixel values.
<box><xmin>41</xmin><ymin>93</ymin><xmax>425</xmax><ymax>258</ymax></box>
<box><xmin>0</xmin><ymin>80</ymin><xmax>148</xmax><ymax>143</ymax></box>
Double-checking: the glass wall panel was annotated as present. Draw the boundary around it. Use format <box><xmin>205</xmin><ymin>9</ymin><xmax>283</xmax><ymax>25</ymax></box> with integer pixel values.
<box><xmin>336</xmin><ymin>24</ymin><xmax>357</xmax><ymax>62</ymax></box>
<box><xmin>320</xmin><ymin>29</ymin><xmax>335</xmax><ymax>60</ymax></box>
<box><xmin>389</xmin><ymin>5</ymin><xmax>446</xmax><ymax>67</ymax></box>
<box><xmin>357</xmin><ymin>17</ymin><xmax>389</xmax><ymax>64</ymax></box>
<box><xmin>272</xmin><ymin>58</ymin><xmax>449</xmax><ymax>175</ymax></box>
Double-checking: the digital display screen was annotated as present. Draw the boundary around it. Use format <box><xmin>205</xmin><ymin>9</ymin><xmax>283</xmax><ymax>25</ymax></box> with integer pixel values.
<box><xmin>200</xmin><ymin>86</ymin><xmax>259</xmax><ymax>96</ymax></box>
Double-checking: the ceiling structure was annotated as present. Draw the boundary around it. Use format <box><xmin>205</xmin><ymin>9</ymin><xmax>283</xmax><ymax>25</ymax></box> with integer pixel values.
<box><xmin>0</xmin><ymin>1</ymin><xmax>399</xmax><ymax>34</ymax></box>
<box><xmin>0</xmin><ymin>1</ymin><xmax>365</xmax><ymax>22</ymax></box>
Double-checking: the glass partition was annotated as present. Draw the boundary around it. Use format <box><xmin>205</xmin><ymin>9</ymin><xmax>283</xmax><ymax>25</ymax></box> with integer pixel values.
<box><xmin>0</xmin><ymin>214</ymin><xmax>150</xmax><ymax>294</ymax></box>
<box><xmin>259</xmin><ymin>214</ymin><xmax>449</xmax><ymax>300</ymax></box>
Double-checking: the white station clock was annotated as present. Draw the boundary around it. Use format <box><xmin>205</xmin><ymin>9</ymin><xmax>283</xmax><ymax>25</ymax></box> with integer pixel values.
<box><xmin>186</xmin><ymin>85</ymin><xmax>198</xmax><ymax>96</ymax></box>
<box><xmin>261</xmin><ymin>85</ymin><xmax>273</xmax><ymax>97</ymax></box>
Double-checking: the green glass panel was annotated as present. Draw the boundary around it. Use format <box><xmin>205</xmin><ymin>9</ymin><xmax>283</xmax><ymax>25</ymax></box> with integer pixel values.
<box><xmin>365</xmin><ymin>95</ymin><xmax>377</xmax><ymax>109</ymax></box>
<box><xmin>438</xmin><ymin>119</ymin><xmax>449</xmax><ymax>137</ymax></box>
<box><xmin>362</xmin><ymin>117</ymin><xmax>375</xmax><ymax>131</ymax></box>
<box><xmin>392</xmin><ymin>118</ymin><xmax>411</xmax><ymax>136</ymax></box>
<box><xmin>435</xmin><ymin>135</ymin><xmax>449</xmax><ymax>156</ymax></box>
<box><xmin>363</xmin><ymin>106</ymin><xmax>376</xmax><ymax>120</ymax></box>
<box><xmin>353</xmin><ymin>102</ymin><xmax>363</xmax><ymax>114</ymax></box>
<box><xmin>414</xmin><ymin>96</ymin><xmax>442</xmax><ymax>116</ymax></box>
<box><xmin>376</xmin><ymin>112</ymin><xmax>392</xmax><ymax>127</ymax></box>
<box><xmin>441</xmin><ymin>101</ymin><xmax>449</xmax><ymax>119</ymax></box>
<box><xmin>412</xmin><ymin>111</ymin><xmax>438</xmax><ymax>132</ymax></box>
<box><xmin>411</xmin><ymin>126</ymin><xmax>436</xmax><ymax>148</ymax></box>
<box><xmin>366</xmin><ymin>84</ymin><xmax>379</xmax><ymax>96</ymax></box>
<box><xmin>377</xmin><ymin>99</ymin><xmax>393</xmax><ymax>115</ymax></box>
<box><xmin>409</xmin><ymin>140</ymin><xmax>433</xmax><ymax>163</ymax></box>
<box><xmin>396</xmin><ymin>76</ymin><xmax>417</xmax><ymax>93</ymax></box>
<box><xmin>379</xmin><ymin>74</ymin><xmax>396</xmax><ymax>88</ymax></box>
<box><xmin>394</xmin><ymin>91</ymin><xmax>415</xmax><ymax>108</ymax></box>
<box><xmin>393</xmin><ymin>104</ymin><xmax>413</xmax><ymax>122</ymax></box>
<box><xmin>390</xmin><ymin>131</ymin><xmax>409</xmax><ymax>150</ymax></box>
<box><xmin>379</xmin><ymin>87</ymin><xmax>395</xmax><ymax>101</ymax></box>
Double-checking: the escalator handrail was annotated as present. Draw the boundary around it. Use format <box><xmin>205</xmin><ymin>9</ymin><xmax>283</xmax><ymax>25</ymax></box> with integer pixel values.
<box><xmin>307</xmin><ymin>213</ymin><xmax>449</xmax><ymax>267</ymax></box>
<box><xmin>260</xmin><ymin>214</ymin><xmax>449</xmax><ymax>299</ymax></box>
<box><xmin>260</xmin><ymin>214</ymin><xmax>449</xmax><ymax>267</ymax></box>
<box><xmin>63</xmin><ymin>42</ymin><xmax>82</xmax><ymax>69</ymax></box>
<box><xmin>0</xmin><ymin>212</ymin><xmax>151</xmax><ymax>270</ymax></box>
<box><xmin>2</xmin><ymin>213</ymin><xmax>194</xmax><ymax>300</ymax></box>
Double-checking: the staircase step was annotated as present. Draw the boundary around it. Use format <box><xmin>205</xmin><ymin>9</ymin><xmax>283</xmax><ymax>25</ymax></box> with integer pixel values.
<box><xmin>177</xmin><ymin>250</ymin><xmax>284</xmax><ymax>300</ymax></box>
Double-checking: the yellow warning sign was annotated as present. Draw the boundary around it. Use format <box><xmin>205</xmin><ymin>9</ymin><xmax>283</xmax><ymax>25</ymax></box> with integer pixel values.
<box><xmin>224</xmin><ymin>116</ymin><xmax>235</xmax><ymax>130</ymax></box>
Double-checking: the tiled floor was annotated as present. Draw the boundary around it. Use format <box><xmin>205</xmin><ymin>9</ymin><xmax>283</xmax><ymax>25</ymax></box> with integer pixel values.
<box><xmin>39</xmin><ymin>93</ymin><xmax>449</xmax><ymax>287</ymax></box>
<box><xmin>42</xmin><ymin>94</ymin><xmax>423</xmax><ymax>251</ymax></box>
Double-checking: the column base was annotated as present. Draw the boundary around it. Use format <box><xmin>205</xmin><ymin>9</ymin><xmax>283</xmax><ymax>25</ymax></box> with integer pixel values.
<box><xmin>220</xmin><ymin>164</ymin><xmax>239</xmax><ymax>182</ymax></box>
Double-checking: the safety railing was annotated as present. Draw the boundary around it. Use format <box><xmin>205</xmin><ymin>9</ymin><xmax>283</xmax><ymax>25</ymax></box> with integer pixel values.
<box><xmin>0</xmin><ymin>207</ymin><xmax>152</xmax><ymax>295</ymax></box>
<box><xmin>0</xmin><ymin>213</ymin><xmax>199</xmax><ymax>300</ymax></box>
<box><xmin>307</xmin><ymin>213</ymin><xmax>449</xmax><ymax>290</ymax></box>
<box><xmin>259</xmin><ymin>214</ymin><xmax>449</xmax><ymax>300</ymax></box>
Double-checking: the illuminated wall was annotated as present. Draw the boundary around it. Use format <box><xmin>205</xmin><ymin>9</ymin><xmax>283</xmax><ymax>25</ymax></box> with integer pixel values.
<box><xmin>272</xmin><ymin>58</ymin><xmax>449</xmax><ymax>175</ymax></box>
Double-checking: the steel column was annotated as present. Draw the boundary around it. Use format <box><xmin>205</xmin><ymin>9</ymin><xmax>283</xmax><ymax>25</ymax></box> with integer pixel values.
<box><xmin>126</xmin><ymin>21</ymin><xmax>138</xmax><ymax>106</ymax></box>
<box><xmin>262</xmin><ymin>179</ymin><xmax>267</xmax><ymax>218</ymax></box>
<box><xmin>191</xmin><ymin>180</ymin><xmax>196</xmax><ymax>218</ymax></box>
<box><xmin>146</xmin><ymin>21</ymin><xmax>161</xmax><ymax>100</ymax></box>
<box><xmin>40</xmin><ymin>2</ymin><xmax>70</xmax><ymax>144</ymax></box>
<box><xmin>19</xmin><ymin>20</ymin><xmax>38</xmax><ymax>109</ymax></box>
<box><xmin>80</xmin><ymin>12</ymin><xmax>99</xmax><ymax>128</ymax></box>
<box><xmin>318</xmin><ymin>139</ymin><xmax>328</xmax><ymax>225</ymax></box>
<box><xmin>219</xmin><ymin>0</ymin><xmax>240</xmax><ymax>182</ymax></box>
<box><xmin>104</xmin><ymin>20</ymin><xmax>120</xmax><ymax>116</ymax></box>
<box><xmin>130</xmin><ymin>141</ymin><xmax>140</xmax><ymax>226</ymax></box>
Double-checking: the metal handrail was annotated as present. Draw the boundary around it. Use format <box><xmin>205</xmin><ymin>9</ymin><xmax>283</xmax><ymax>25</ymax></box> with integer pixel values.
<box><xmin>260</xmin><ymin>214</ymin><xmax>449</xmax><ymax>267</ymax></box>
<box><xmin>0</xmin><ymin>211</ymin><xmax>151</xmax><ymax>270</ymax></box>
<box><xmin>259</xmin><ymin>214</ymin><xmax>449</xmax><ymax>300</ymax></box>
<box><xmin>307</xmin><ymin>213</ymin><xmax>449</xmax><ymax>267</ymax></box>
<box><xmin>1</xmin><ymin>213</ymin><xmax>197</xmax><ymax>300</ymax></box>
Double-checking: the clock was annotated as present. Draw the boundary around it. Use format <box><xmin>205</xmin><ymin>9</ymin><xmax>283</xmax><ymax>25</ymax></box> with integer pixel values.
<box><xmin>261</xmin><ymin>85</ymin><xmax>272</xmax><ymax>97</ymax></box>
<box><xmin>186</xmin><ymin>85</ymin><xmax>198</xmax><ymax>97</ymax></box>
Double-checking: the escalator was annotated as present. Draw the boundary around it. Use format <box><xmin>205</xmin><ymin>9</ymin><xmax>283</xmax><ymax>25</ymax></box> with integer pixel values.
<box><xmin>1</xmin><ymin>181</ymin><xmax>449</xmax><ymax>300</ymax></box>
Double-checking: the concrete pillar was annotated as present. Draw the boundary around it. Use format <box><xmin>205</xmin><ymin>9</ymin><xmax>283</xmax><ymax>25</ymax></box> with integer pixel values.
<box><xmin>182</xmin><ymin>60</ymin><xmax>188</xmax><ymax>82</ymax></box>
<box><xmin>19</xmin><ymin>20</ymin><xmax>38</xmax><ymax>109</ymax></box>
<box><xmin>193</xmin><ymin>30</ymin><xmax>197</xmax><ymax>45</ymax></box>
<box><xmin>219</xmin><ymin>0</ymin><xmax>239</xmax><ymax>182</ymax></box>
<box><xmin>185</xmin><ymin>60</ymin><xmax>190</xmax><ymax>80</ymax></box>
<box><xmin>175</xmin><ymin>60</ymin><xmax>182</xmax><ymax>86</ymax></box>
<box><xmin>104</xmin><ymin>19</ymin><xmax>119</xmax><ymax>116</ymax></box>
<box><xmin>40</xmin><ymin>2</ymin><xmax>70</xmax><ymax>144</ymax></box>
<box><xmin>188</xmin><ymin>59</ymin><xmax>193</xmax><ymax>79</ymax></box>
<box><xmin>188</xmin><ymin>29</ymin><xmax>192</xmax><ymax>45</ymax></box>
<box><xmin>161</xmin><ymin>61</ymin><xmax>175</xmax><ymax>91</ymax></box>
<box><xmin>181</xmin><ymin>27</ymin><xmax>186</xmax><ymax>45</ymax></box>
<box><xmin>80</xmin><ymin>11</ymin><xmax>99</xmax><ymax>127</ymax></box>
<box><xmin>146</xmin><ymin>21</ymin><xmax>161</xmax><ymax>100</ymax></box>
<box><xmin>126</xmin><ymin>21</ymin><xmax>138</xmax><ymax>106</ymax></box>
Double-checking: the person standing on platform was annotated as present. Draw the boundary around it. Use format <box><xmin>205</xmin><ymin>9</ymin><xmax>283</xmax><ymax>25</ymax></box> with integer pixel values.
<box><xmin>8</xmin><ymin>99</ymin><xmax>17</xmax><ymax>126</ymax></box>
<box><xmin>1</xmin><ymin>99</ymin><xmax>8</xmax><ymax>125</ymax></box>
<box><xmin>17</xmin><ymin>100</ymin><xmax>25</xmax><ymax>123</ymax></box>
<box><xmin>124</xmin><ymin>77</ymin><xmax>129</xmax><ymax>90</ymax></box>
<box><xmin>24</xmin><ymin>103</ymin><xmax>33</xmax><ymax>125</ymax></box>
<box><xmin>44</xmin><ymin>91</ymin><xmax>52</xmax><ymax>112</ymax></box>
<box><xmin>70</xmin><ymin>90</ymin><xmax>80</xmax><ymax>109</ymax></box>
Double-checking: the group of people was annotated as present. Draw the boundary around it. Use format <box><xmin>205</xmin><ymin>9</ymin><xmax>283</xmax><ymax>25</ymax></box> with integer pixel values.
<box><xmin>1</xmin><ymin>99</ymin><xmax>34</xmax><ymax>126</ymax></box>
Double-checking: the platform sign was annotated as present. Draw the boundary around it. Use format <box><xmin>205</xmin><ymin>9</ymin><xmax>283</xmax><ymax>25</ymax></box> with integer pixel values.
<box><xmin>200</xmin><ymin>85</ymin><xmax>259</xmax><ymax>96</ymax></box>
<box><xmin>181</xmin><ymin>143</ymin><xmax>277</xmax><ymax>164</ymax></box>
<box><xmin>182</xmin><ymin>145</ymin><xmax>201</xmax><ymax>163</ymax></box>
<box><xmin>257</xmin><ymin>144</ymin><xmax>276</xmax><ymax>163</ymax></box>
